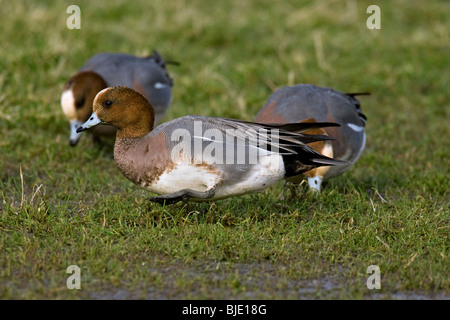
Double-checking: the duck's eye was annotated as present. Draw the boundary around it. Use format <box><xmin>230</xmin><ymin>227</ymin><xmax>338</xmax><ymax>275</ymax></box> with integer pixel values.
<box><xmin>104</xmin><ymin>100</ymin><xmax>113</xmax><ymax>108</ymax></box>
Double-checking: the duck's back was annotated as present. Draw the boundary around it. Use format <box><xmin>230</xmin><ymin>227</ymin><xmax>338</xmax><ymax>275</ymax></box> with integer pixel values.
<box><xmin>257</xmin><ymin>84</ymin><xmax>364</xmax><ymax>126</ymax></box>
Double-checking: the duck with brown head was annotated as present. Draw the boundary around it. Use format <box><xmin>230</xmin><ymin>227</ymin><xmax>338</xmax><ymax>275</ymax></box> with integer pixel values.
<box><xmin>61</xmin><ymin>50</ymin><xmax>174</xmax><ymax>146</ymax></box>
<box><xmin>255</xmin><ymin>84</ymin><xmax>368</xmax><ymax>192</ymax></box>
<box><xmin>78</xmin><ymin>87</ymin><xmax>347</xmax><ymax>205</ymax></box>
<box><xmin>61</xmin><ymin>71</ymin><xmax>109</xmax><ymax>146</ymax></box>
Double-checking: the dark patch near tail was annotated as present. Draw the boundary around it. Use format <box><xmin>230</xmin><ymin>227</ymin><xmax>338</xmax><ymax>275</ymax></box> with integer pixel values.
<box><xmin>345</xmin><ymin>92</ymin><xmax>369</xmax><ymax>124</ymax></box>
<box><xmin>282</xmin><ymin>144</ymin><xmax>348</xmax><ymax>178</ymax></box>
<box><xmin>345</xmin><ymin>92</ymin><xmax>371</xmax><ymax>97</ymax></box>
<box><xmin>144</xmin><ymin>49</ymin><xmax>176</xmax><ymax>87</ymax></box>
<box><xmin>146</xmin><ymin>49</ymin><xmax>180</xmax><ymax>67</ymax></box>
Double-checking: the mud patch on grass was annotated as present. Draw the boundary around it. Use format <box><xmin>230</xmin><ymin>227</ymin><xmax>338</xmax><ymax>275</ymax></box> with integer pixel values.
<box><xmin>86</xmin><ymin>261</ymin><xmax>449</xmax><ymax>300</ymax></box>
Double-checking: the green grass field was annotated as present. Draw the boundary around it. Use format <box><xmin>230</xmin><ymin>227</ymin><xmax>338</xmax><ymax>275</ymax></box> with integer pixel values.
<box><xmin>0</xmin><ymin>0</ymin><xmax>448</xmax><ymax>299</ymax></box>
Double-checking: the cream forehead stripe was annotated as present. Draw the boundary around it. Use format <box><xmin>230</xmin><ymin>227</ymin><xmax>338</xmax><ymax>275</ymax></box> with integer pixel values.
<box><xmin>94</xmin><ymin>87</ymin><xmax>110</xmax><ymax>100</ymax></box>
<box><xmin>61</xmin><ymin>89</ymin><xmax>76</xmax><ymax>121</ymax></box>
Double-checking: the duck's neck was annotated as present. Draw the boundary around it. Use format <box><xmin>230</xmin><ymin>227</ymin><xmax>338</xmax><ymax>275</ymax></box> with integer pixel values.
<box><xmin>116</xmin><ymin>127</ymin><xmax>150</xmax><ymax>139</ymax></box>
<box><xmin>113</xmin><ymin>131</ymin><xmax>173</xmax><ymax>189</ymax></box>
<box><xmin>113</xmin><ymin>136</ymin><xmax>142</xmax><ymax>186</ymax></box>
<box><xmin>115</xmin><ymin>105</ymin><xmax>154</xmax><ymax>139</ymax></box>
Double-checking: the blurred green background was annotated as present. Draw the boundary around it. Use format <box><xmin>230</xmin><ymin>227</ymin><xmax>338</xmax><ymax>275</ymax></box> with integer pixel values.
<box><xmin>0</xmin><ymin>0</ymin><xmax>448</xmax><ymax>299</ymax></box>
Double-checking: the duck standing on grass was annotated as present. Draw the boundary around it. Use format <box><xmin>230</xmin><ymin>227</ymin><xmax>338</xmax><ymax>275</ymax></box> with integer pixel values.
<box><xmin>61</xmin><ymin>50</ymin><xmax>174</xmax><ymax>146</ymax></box>
<box><xmin>77</xmin><ymin>86</ymin><xmax>347</xmax><ymax>205</ymax></box>
<box><xmin>255</xmin><ymin>84</ymin><xmax>368</xmax><ymax>192</ymax></box>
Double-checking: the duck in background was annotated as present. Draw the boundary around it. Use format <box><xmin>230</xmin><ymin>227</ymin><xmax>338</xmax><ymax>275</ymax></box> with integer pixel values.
<box><xmin>61</xmin><ymin>50</ymin><xmax>174</xmax><ymax>146</ymax></box>
<box><xmin>77</xmin><ymin>86</ymin><xmax>347</xmax><ymax>205</ymax></box>
<box><xmin>255</xmin><ymin>84</ymin><xmax>368</xmax><ymax>192</ymax></box>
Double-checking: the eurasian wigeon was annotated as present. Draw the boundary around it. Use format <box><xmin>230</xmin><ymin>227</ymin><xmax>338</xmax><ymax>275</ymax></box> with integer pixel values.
<box><xmin>255</xmin><ymin>84</ymin><xmax>368</xmax><ymax>192</ymax></box>
<box><xmin>77</xmin><ymin>86</ymin><xmax>347</xmax><ymax>205</ymax></box>
<box><xmin>61</xmin><ymin>50</ymin><xmax>174</xmax><ymax>146</ymax></box>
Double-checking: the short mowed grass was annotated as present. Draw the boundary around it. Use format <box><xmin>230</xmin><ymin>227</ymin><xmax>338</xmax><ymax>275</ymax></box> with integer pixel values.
<box><xmin>0</xmin><ymin>0</ymin><xmax>448</xmax><ymax>299</ymax></box>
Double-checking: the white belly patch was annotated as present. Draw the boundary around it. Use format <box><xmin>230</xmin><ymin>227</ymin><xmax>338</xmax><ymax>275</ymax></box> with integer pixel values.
<box><xmin>146</xmin><ymin>163</ymin><xmax>222</xmax><ymax>195</ymax></box>
<box><xmin>145</xmin><ymin>153</ymin><xmax>285</xmax><ymax>200</ymax></box>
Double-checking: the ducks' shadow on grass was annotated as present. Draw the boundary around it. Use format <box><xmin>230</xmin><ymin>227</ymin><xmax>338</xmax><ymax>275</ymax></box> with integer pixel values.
<box><xmin>138</xmin><ymin>183</ymin><xmax>326</xmax><ymax>228</ymax></box>
<box><xmin>77</xmin><ymin>136</ymin><xmax>115</xmax><ymax>160</ymax></box>
<box><xmin>92</xmin><ymin>136</ymin><xmax>115</xmax><ymax>159</ymax></box>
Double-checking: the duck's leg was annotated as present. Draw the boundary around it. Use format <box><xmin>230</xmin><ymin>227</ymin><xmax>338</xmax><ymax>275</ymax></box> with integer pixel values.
<box><xmin>149</xmin><ymin>188</ymin><xmax>216</xmax><ymax>205</ymax></box>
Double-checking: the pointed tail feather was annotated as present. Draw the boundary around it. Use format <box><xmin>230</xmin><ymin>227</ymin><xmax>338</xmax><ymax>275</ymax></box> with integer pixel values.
<box><xmin>282</xmin><ymin>142</ymin><xmax>348</xmax><ymax>177</ymax></box>
<box><xmin>346</xmin><ymin>92</ymin><xmax>371</xmax><ymax>97</ymax></box>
